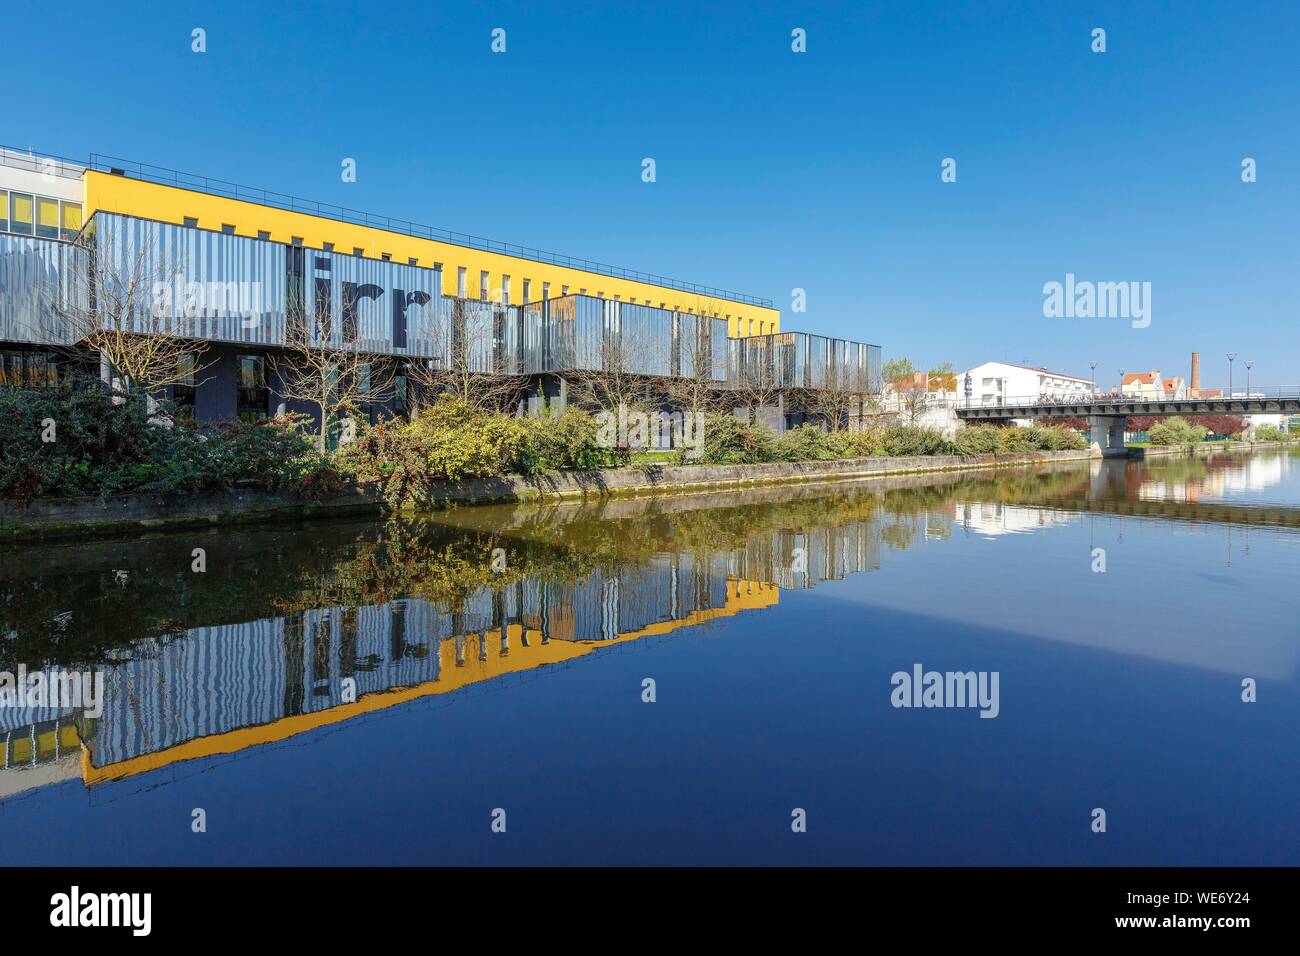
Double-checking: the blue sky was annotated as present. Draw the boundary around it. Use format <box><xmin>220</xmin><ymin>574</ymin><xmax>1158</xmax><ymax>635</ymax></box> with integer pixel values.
<box><xmin>9</xmin><ymin>0</ymin><xmax>1298</xmax><ymax>389</ymax></box>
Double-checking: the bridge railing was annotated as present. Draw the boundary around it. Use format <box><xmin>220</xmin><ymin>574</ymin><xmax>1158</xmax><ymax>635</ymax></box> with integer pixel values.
<box><xmin>961</xmin><ymin>387</ymin><xmax>1300</xmax><ymax>410</ymax></box>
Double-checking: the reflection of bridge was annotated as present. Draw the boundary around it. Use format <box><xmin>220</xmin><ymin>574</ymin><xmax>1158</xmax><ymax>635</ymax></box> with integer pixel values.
<box><xmin>956</xmin><ymin>390</ymin><xmax>1300</xmax><ymax>457</ymax></box>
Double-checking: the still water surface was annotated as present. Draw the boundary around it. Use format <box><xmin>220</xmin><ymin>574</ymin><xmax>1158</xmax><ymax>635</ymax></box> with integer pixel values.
<box><xmin>2</xmin><ymin>450</ymin><xmax>1298</xmax><ymax>865</ymax></box>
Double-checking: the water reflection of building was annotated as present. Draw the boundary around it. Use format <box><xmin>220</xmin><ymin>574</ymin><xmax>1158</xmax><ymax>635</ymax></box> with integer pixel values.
<box><xmin>951</xmin><ymin>501</ymin><xmax>1073</xmax><ymax>536</ymax></box>
<box><xmin>1137</xmin><ymin>453</ymin><xmax>1288</xmax><ymax>504</ymax></box>
<box><xmin>0</xmin><ymin>518</ymin><xmax>886</xmax><ymax>796</ymax></box>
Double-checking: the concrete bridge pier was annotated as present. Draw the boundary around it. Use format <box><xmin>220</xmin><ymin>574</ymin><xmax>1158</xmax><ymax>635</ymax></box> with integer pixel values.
<box><xmin>1089</xmin><ymin>415</ymin><xmax>1129</xmax><ymax>459</ymax></box>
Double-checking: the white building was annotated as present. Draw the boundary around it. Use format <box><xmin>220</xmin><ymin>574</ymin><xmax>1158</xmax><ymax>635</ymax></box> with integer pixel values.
<box><xmin>957</xmin><ymin>362</ymin><xmax>1094</xmax><ymax>407</ymax></box>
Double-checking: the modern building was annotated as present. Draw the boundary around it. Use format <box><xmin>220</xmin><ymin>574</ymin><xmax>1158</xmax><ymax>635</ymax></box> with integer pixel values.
<box><xmin>0</xmin><ymin>147</ymin><xmax>880</xmax><ymax>433</ymax></box>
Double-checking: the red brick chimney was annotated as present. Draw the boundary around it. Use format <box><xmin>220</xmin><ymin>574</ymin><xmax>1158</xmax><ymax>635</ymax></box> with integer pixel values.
<box><xmin>1190</xmin><ymin>352</ymin><xmax>1201</xmax><ymax>394</ymax></box>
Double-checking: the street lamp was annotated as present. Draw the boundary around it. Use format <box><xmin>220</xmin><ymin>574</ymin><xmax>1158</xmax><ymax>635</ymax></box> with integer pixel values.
<box><xmin>1228</xmin><ymin>352</ymin><xmax>1237</xmax><ymax>397</ymax></box>
<box><xmin>1118</xmin><ymin>368</ymin><xmax>1126</xmax><ymax>398</ymax></box>
<box><xmin>1089</xmin><ymin>361</ymin><xmax>1098</xmax><ymax>397</ymax></box>
<box><xmin>1245</xmin><ymin>361</ymin><xmax>1253</xmax><ymax>398</ymax></box>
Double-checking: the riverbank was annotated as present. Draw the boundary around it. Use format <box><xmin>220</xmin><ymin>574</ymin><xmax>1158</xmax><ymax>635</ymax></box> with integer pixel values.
<box><xmin>0</xmin><ymin>447</ymin><xmax>1099</xmax><ymax>542</ymax></box>
<box><xmin>1131</xmin><ymin>439</ymin><xmax>1289</xmax><ymax>459</ymax></box>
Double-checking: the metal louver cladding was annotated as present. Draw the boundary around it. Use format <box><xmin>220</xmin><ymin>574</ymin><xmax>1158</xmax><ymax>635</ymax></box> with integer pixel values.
<box><xmin>94</xmin><ymin>212</ymin><xmax>288</xmax><ymax>346</ymax></box>
<box><xmin>91</xmin><ymin>213</ymin><xmax>444</xmax><ymax>356</ymax></box>
<box><xmin>309</xmin><ymin>251</ymin><xmax>442</xmax><ymax>357</ymax></box>
<box><xmin>0</xmin><ymin>233</ymin><xmax>86</xmax><ymax>345</ymax></box>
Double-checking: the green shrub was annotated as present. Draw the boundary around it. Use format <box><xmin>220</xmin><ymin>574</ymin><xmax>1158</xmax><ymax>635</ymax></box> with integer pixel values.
<box><xmin>333</xmin><ymin>420</ymin><xmax>432</xmax><ymax>508</ymax></box>
<box><xmin>688</xmin><ymin>414</ymin><xmax>779</xmax><ymax>464</ymax></box>
<box><xmin>773</xmin><ymin>424</ymin><xmax>840</xmax><ymax>461</ymax></box>
<box><xmin>0</xmin><ymin>386</ymin><xmax>335</xmax><ymax>505</ymax></box>
<box><xmin>951</xmin><ymin>425</ymin><xmax>1002</xmax><ymax>456</ymax></box>
<box><xmin>1149</xmin><ymin>418</ymin><xmax>1207</xmax><ymax>446</ymax></box>
<box><xmin>829</xmin><ymin>430</ymin><xmax>884</xmax><ymax>458</ymax></box>
<box><xmin>523</xmin><ymin>406</ymin><xmax>612</xmax><ymax>471</ymax></box>
<box><xmin>880</xmin><ymin>424</ymin><xmax>950</xmax><ymax>456</ymax></box>
<box><xmin>408</xmin><ymin>397</ymin><xmax>532</xmax><ymax>480</ymax></box>
<box><xmin>951</xmin><ymin>424</ymin><xmax>1087</xmax><ymax>456</ymax></box>
<box><xmin>1251</xmin><ymin>424</ymin><xmax>1291</xmax><ymax>443</ymax></box>
<box><xmin>1026</xmin><ymin>424</ymin><xmax>1089</xmax><ymax>451</ymax></box>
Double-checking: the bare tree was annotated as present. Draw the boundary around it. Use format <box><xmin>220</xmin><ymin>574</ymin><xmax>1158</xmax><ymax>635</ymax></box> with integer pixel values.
<box><xmin>40</xmin><ymin>233</ymin><xmax>213</xmax><ymax>399</ymax></box>
<box><xmin>664</xmin><ymin>308</ymin><xmax>725</xmax><ymax>418</ymax></box>
<box><xmin>567</xmin><ymin>310</ymin><xmax>659</xmax><ymax>419</ymax></box>
<box><xmin>794</xmin><ymin>379</ymin><xmax>856</xmax><ymax>431</ymax></box>
<box><xmin>270</xmin><ymin>319</ymin><xmax>394</xmax><ymax>451</ymax></box>
<box><xmin>730</xmin><ymin>334</ymin><xmax>787</xmax><ymax>427</ymax></box>
<box><xmin>406</xmin><ymin>297</ymin><xmax>527</xmax><ymax>413</ymax></box>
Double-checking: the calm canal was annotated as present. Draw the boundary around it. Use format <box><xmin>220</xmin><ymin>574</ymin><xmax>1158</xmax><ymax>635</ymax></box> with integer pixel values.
<box><xmin>2</xmin><ymin>449</ymin><xmax>1298</xmax><ymax>865</ymax></box>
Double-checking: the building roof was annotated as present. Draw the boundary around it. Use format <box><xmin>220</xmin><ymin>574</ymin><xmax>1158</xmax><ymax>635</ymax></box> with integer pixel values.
<box><xmin>1123</xmin><ymin>372</ymin><xmax>1158</xmax><ymax>385</ymax></box>
<box><xmin>965</xmin><ymin>361</ymin><xmax>1091</xmax><ymax>382</ymax></box>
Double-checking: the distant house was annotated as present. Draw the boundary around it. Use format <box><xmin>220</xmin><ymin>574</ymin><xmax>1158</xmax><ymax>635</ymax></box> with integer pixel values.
<box><xmin>1161</xmin><ymin>376</ymin><xmax>1186</xmax><ymax>400</ymax></box>
<box><xmin>1121</xmin><ymin>370</ymin><xmax>1162</xmax><ymax>400</ymax></box>
<box><xmin>957</xmin><ymin>361</ymin><xmax>1093</xmax><ymax>407</ymax></box>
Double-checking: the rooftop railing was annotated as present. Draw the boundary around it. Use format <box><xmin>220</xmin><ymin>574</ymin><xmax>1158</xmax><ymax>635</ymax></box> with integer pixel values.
<box><xmin>2</xmin><ymin>144</ymin><xmax>773</xmax><ymax>308</ymax></box>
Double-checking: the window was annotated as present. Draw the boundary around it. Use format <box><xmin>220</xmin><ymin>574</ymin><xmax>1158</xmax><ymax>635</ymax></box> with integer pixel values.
<box><xmin>353</xmin><ymin>247</ymin><xmax>364</xmax><ymax>257</ymax></box>
<box><xmin>9</xmin><ymin>192</ymin><xmax>33</xmax><ymax>234</ymax></box>
<box><xmin>183</xmin><ymin>216</ymin><xmax>199</xmax><ymax>228</ymax></box>
<box><xmin>561</xmin><ymin>285</ymin><xmax>569</xmax><ymax>295</ymax></box>
<box><xmin>0</xmin><ymin>190</ymin><xmax>6</xmax><ymax>231</ymax></box>
<box><xmin>542</xmin><ymin>282</ymin><xmax>550</xmax><ymax>300</ymax></box>
<box><xmin>408</xmin><ymin>257</ymin><xmax>418</xmax><ymax>266</ymax></box>
<box><xmin>381</xmin><ymin>252</ymin><xmax>391</xmax><ymax>261</ymax></box>
<box><xmin>291</xmin><ymin>237</ymin><xmax>303</xmax><ymax>247</ymax></box>
<box><xmin>0</xmin><ymin>351</ymin><xmax>58</xmax><ymax>387</ymax></box>
<box><xmin>522</xmin><ymin>279</ymin><xmax>531</xmax><ymax>303</ymax></box>
<box><xmin>479</xmin><ymin>271</ymin><xmax>489</xmax><ymax>301</ymax></box>
<box><xmin>394</xmin><ymin>371</ymin><xmax>409</xmax><ymax>416</ymax></box>
<box><xmin>60</xmin><ymin>202</ymin><xmax>82</xmax><ymax>239</ymax></box>
<box><xmin>236</xmin><ymin>354</ymin><xmax>268</xmax><ymax>420</ymax></box>
<box><xmin>35</xmin><ymin>197</ymin><xmax>59</xmax><ymax>238</ymax></box>
<box><xmin>457</xmin><ymin>267</ymin><xmax>467</xmax><ymax>298</ymax></box>
<box><xmin>258</xmin><ymin>230</ymin><xmax>271</xmax><ymax>240</ymax></box>
<box><xmin>501</xmin><ymin>275</ymin><xmax>511</xmax><ymax>305</ymax></box>
<box><xmin>172</xmin><ymin>353</ymin><xmax>197</xmax><ymax>417</ymax></box>
<box><xmin>222</xmin><ymin>224</ymin><xmax>236</xmax><ymax>236</ymax></box>
<box><xmin>321</xmin><ymin>240</ymin><xmax>333</xmax><ymax>251</ymax></box>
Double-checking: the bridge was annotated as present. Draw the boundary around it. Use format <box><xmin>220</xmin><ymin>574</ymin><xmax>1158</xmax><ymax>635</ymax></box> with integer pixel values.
<box><xmin>955</xmin><ymin>388</ymin><xmax>1300</xmax><ymax>457</ymax></box>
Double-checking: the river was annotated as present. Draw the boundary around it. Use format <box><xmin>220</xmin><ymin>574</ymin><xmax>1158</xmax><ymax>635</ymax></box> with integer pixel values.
<box><xmin>1</xmin><ymin>448</ymin><xmax>1297</xmax><ymax>864</ymax></box>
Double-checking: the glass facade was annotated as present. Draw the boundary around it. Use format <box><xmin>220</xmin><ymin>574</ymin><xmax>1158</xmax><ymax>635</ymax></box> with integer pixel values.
<box><xmin>0</xmin><ymin>233</ymin><xmax>86</xmax><ymax>345</ymax></box>
<box><xmin>1</xmin><ymin>211</ymin><xmax>880</xmax><ymax>403</ymax></box>
<box><xmin>729</xmin><ymin>331</ymin><xmax>881</xmax><ymax>395</ymax></box>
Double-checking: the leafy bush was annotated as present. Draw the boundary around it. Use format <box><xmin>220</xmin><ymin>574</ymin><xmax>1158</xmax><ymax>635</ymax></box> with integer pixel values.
<box><xmin>408</xmin><ymin>396</ymin><xmax>532</xmax><ymax>479</ymax></box>
<box><xmin>880</xmin><ymin>424</ymin><xmax>950</xmax><ymax>456</ymax></box>
<box><xmin>523</xmin><ymin>406</ymin><xmax>612</xmax><ymax>471</ymax></box>
<box><xmin>773</xmin><ymin>424</ymin><xmax>841</xmax><ymax>461</ymax></box>
<box><xmin>951</xmin><ymin>424</ymin><xmax>1087</xmax><ymax>456</ymax></box>
<box><xmin>950</xmin><ymin>425</ymin><xmax>1002</xmax><ymax>456</ymax></box>
<box><xmin>1149</xmin><ymin>418</ymin><xmax>1208</xmax><ymax>446</ymax></box>
<box><xmin>688</xmin><ymin>414</ymin><xmax>779</xmax><ymax>464</ymax></box>
<box><xmin>828</xmin><ymin>430</ymin><xmax>885</xmax><ymax>458</ymax></box>
<box><xmin>0</xmin><ymin>386</ymin><xmax>336</xmax><ymax>505</ymax></box>
<box><xmin>1251</xmin><ymin>424</ymin><xmax>1292</xmax><ymax>443</ymax></box>
<box><xmin>1027</xmin><ymin>424</ymin><xmax>1089</xmax><ymax>451</ymax></box>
